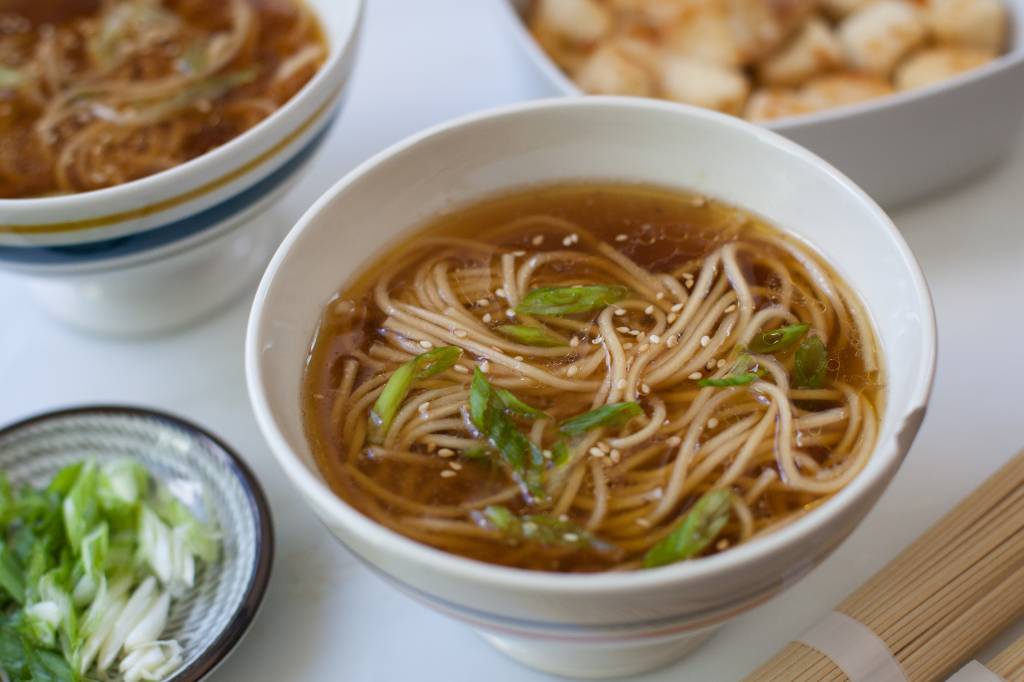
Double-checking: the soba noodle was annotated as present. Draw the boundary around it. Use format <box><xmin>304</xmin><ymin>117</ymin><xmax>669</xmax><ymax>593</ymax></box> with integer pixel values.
<box><xmin>303</xmin><ymin>184</ymin><xmax>884</xmax><ymax>573</ymax></box>
<box><xmin>0</xmin><ymin>0</ymin><xmax>325</xmax><ymax>198</ymax></box>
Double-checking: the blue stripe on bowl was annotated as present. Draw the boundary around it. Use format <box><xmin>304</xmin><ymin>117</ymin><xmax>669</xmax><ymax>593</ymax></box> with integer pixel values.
<box><xmin>0</xmin><ymin>120</ymin><xmax>334</xmax><ymax>267</ymax></box>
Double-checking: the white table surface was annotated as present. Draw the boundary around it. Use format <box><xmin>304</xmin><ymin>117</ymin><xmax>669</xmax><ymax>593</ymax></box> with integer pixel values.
<box><xmin>3</xmin><ymin>0</ymin><xmax>1024</xmax><ymax>679</ymax></box>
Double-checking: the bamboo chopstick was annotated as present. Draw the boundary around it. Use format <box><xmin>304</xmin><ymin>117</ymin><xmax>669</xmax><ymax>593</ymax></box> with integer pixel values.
<box><xmin>743</xmin><ymin>450</ymin><xmax>1024</xmax><ymax>682</ymax></box>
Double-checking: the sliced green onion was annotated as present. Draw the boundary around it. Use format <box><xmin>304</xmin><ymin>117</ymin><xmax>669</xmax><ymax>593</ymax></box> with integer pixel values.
<box><xmin>748</xmin><ymin>323</ymin><xmax>811</xmax><ymax>354</ymax></box>
<box><xmin>482</xmin><ymin>506</ymin><xmax>617</xmax><ymax>551</ymax></box>
<box><xmin>697</xmin><ymin>371</ymin><xmax>765</xmax><ymax>387</ymax></box>
<box><xmin>493</xmin><ymin>389</ymin><xmax>550</xmax><ymax>420</ymax></box>
<box><xmin>643</xmin><ymin>490</ymin><xmax>735</xmax><ymax>568</ymax></box>
<box><xmin>515</xmin><ymin>285</ymin><xmax>629</xmax><ymax>316</ymax></box>
<box><xmin>497</xmin><ymin>325</ymin><xmax>567</xmax><ymax>347</ymax></box>
<box><xmin>558</xmin><ymin>402</ymin><xmax>643</xmax><ymax>436</ymax></box>
<box><xmin>795</xmin><ymin>335</ymin><xmax>829</xmax><ymax>388</ymax></box>
<box><xmin>368</xmin><ymin>347</ymin><xmax>463</xmax><ymax>443</ymax></box>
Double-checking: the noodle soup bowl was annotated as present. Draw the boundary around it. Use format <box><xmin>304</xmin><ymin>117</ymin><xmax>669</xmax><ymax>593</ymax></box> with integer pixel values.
<box><xmin>246</xmin><ymin>98</ymin><xmax>936</xmax><ymax>678</ymax></box>
<box><xmin>0</xmin><ymin>0</ymin><xmax>364</xmax><ymax>336</ymax></box>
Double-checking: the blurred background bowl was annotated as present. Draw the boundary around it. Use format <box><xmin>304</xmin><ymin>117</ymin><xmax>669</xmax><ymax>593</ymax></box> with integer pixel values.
<box><xmin>0</xmin><ymin>0</ymin><xmax>364</xmax><ymax>336</ymax></box>
<box><xmin>246</xmin><ymin>97</ymin><xmax>935</xmax><ymax>678</ymax></box>
<box><xmin>495</xmin><ymin>0</ymin><xmax>1024</xmax><ymax>209</ymax></box>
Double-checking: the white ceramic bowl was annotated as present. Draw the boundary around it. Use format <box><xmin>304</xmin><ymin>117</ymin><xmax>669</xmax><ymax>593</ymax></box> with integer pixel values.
<box><xmin>245</xmin><ymin>98</ymin><xmax>936</xmax><ymax>678</ymax></box>
<box><xmin>0</xmin><ymin>0</ymin><xmax>364</xmax><ymax>336</ymax></box>
<box><xmin>495</xmin><ymin>0</ymin><xmax>1024</xmax><ymax>208</ymax></box>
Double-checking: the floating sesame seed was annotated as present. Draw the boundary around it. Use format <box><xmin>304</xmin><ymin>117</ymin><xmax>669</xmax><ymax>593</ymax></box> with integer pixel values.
<box><xmin>615</xmin><ymin>309</ymin><xmax>627</xmax><ymax>316</ymax></box>
<box><xmin>512</xmin><ymin>250</ymin><xmax>526</xmax><ymax>257</ymax></box>
<box><xmin>419</xmin><ymin>402</ymin><xmax>431</xmax><ymax>412</ymax></box>
<box><xmin>610</xmin><ymin>451</ymin><xmax>621</xmax><ymax>463</ymax></box>
<box><xmin>707</xmin><ymin>418</ymin><xmax>719</xmax><ymax>429</ymax></box>
<box><xmin>629</xmin><ymin>329</ymin><xmax>641</xmax><ymax>336</ymax></box>
<box><xmin>566</xmin><ymin>366</ymin><xmax>579</xmax><ymax>378</ymax></box>
<box><xmin>656</xmin><ymin>292</ymin><xmax>665</xmax><ymax>300</ymax></box>
<box><xmin>419</xmin><ymin>340</ymin><xmax>433</xmax><ymax>349</ymax></box>
<box><xmin>449</xmin><ymin>462</ymin><xmax>463</xmax><ymax>471</ymax></box>
<box><xmin>651</xmin><ymin>487</ymin><xmax>664</xmax><ymax>499</ymax></box>
<box><xmin>543</xmin><ymin>449</ymin><xmax>552</xmax><ymax>459</ymax></box>
<box><xmin>532</xmin><ymin>235</ymin><xmax>544</xmax><ymax>245</ymax></box>
<box><xmin>427</xmin><ymin>443</ymin><xmax>437</xmax><ymax>453</ymax></box>
<box><xmin>682</xmin><ymin>273</ymin><xmax>694</xmax><ymax>280</ymax></box>
<box><xmin>454</xmin><ymin>329</ymin><xmax>468</xmax><ymax>338</ymax></box>
<box><xmin>563</xmin><ymin>533</ymin><xmax>579</xmax><ymax>542</ymax></box>
<box><xmin>667</xmin><ymin>436</ymin><xmax>682</xmax><ymax>447</ymax></box>
<box><xmin>589</xmin><ymin>447</ymin><xmax>605</xmax><ymax>458</ymax></box>
<box><xmin>616</xmin><ymin>379</ymin><xmax>627</xmax><ymax>390</ymax></box>
<box><xmin>523</xmin><ymin>522</ymin><xmax>538</xmax><ymax>533</ymax></box>
<box><xmin>496</xmin><ymin>288</ymin><xmax>506</xmax><ymax>298</ymax></box>
<box><xmin>724</xmin><ymin>304</ymin><xmax>737</xmax><ymax>313</ymax></box>
<box><xmin>623</xmin><ymin>342</ymin><xmax>634</xmax><ymax>350</ymax></box>
<box><xmin>666</xmin><ymin>336</ymin><xmax>678</xmax><ymax>348</ymax></box>
<box><xmin>558</xmin><ymin>514</ymin><xmax>570</xmax><ymax>522</ymax></box>
<box><xmin>706</xmin><ymin>360</ymin><xmax>716</xmax><ymax>371</ymax></box>
<box><xmin>637</xmin><ymin>343</ymin><xmax>649</xmax><ymax>353</ymax></box>
<box><xmin>717</xmin><ymin>359</ymin><xmax>726</xmax><ymax>368</ymax></box>
<box><xmin>438</xmin><ymin>448</ymin><xmax>455</xmax><ymax>458</ymax></box>
<box><xmin>506</xmin><ymin>309</ymin><xmax>516</xmax><ymax>318</ymax></box>
<box><xmin>514</xmin><ymin>356</ymin><xmax>524</xmax><ymax>361</ymax></box>
<box><xmin>641</xmin><ymin>383</ymin><xmax>651</xmax><ymax>394</ymax></box>
<box><xmin>592</xmin><ymin>336</ymin><xmax>603</xmax><ymax>345</ymax></box>
<box><xmin>480</xmin><ymin>361</ymin><xmax>490</xmax><ymax>373</ymax></box>
<box><xmin>644</xmin><ymin>305</ymin><xmax>654</xmax><ymax>315</ymax></box>
<box><xmin>667</xmin><ymin>313</ymin><xmax>678</xmax><ymax>324</ymax></box>
<box><xmin>616</xmin><ymin>326</ymin><xmax>630</xmax><ymax>333</ymax></box>
<box><xmin>570</xmin><ymin>233</ymin><xmax>579</xmax><ymax>243</ymax></box>
<box><xmin>569</xmin><ymin>337</ymin><xmax>580</xmax><ymax>348</ymax></box>
<box><xmin>670</xmin><ymin>303</ymin><xmax>684</xmax><ymax>312</ymax></box>
<box><xmin>477</xmin><ymin>298</ymin><xmax>490</xmax><ymax>306</ymax></box>
<box><xmin>686</xmin><ymin>279</ymin><xmax>694</xmax><ymax>288</ymax></box>
<box><xmin>649</xmin><ymin>335</ymin><xmax>661</xmax><ymax>344</ymax></box>
<box><xmin>689</xmin><ymin>372</ymin><xmax>702</xmax><ymax>380</ymax></box>
<box><xmin>562</xmin><ymin>236</ymin><xmax>573</xmax><ymax>246</ymax></box>
<box><xmin>701</xmin><ymin>335</ymin><xmax>711</xmax><ymax>347</ymax></box>
<box><xmin>440</xmin><ymin>470</ymin><xmax>457</xmax><ymax>478</ymax></box>
<box><xmin>597</xmin><ymin>441</ymin><xmax>611</xmax><ymax>453</ymax></box>
<box><xmin>635</xmin><ymin>518</ymin><xmax>651</xmax><ymax>528</ymax></box>
<box><xmin>716</xmin><ymin>539</ymin><xmax>730</xmax><ymax>551</ymax></box>
<box><xmin>454</xmin><ymin>364</ymin><xmax>470</xmax><ymax>374</ymax></box>
<box><xmin>615</xmin><ymin>234</ymin><xmax>628</xmax><ymax>242</ymax></box>
<box><xmin>482</xmin><ymin>313</ymin><xmax>492</xmax><ymax>323</ymax></box>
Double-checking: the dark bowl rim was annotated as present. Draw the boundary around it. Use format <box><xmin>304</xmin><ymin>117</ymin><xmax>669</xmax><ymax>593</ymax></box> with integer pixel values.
<box><xmin>0</xmin><ymin>404</ymin><xmax>275</xmax><ymax>682</ymax></box>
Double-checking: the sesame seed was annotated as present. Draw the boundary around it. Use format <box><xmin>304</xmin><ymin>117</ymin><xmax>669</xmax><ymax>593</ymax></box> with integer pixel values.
<box><xmin>666</xmin><ymin>336</ymin><xmax>678</xmax><ymax>348</ymax></box>
<box><xmin>440</xmin><ymin>470</ymin><xmax>457</xmax><ymax>478</ymax></box>
<box><xmin>615</xmin><ymin>234</ymin><xmax>628</xmax><ymax>242</ymax></box>
<box><xmin>449</xmin><ymin>462</ymin><xmax>463</xmax><ymax>471</ymax></box>
<box><xmin>651</xmin><ymin>487</ymin><xmax>664</xmax><ymax>499</ymax></box>
<box><xmin>480</xmin><ymin>361</ymin><xmax>490</xmax><ymax>373</ymax></box>
<box><xmin>615</xmin><ymin>309</ymin><xmax>627</xmax><ymax>316</ymax></box>
<box><xmin>667</xmin><ymin>313</ymin><xmax>678</xmax><ymax>324</ymax></box>
<box><xmin>563</xmin><ymin>533</ymin><xmax>579</xmax><ymax>542</ymax></box>
<box><xmin>616</xmin><ymin>379</ymin><xmax>627</xmax><ymax>389</ymax></box>
<box><xmin>667</xmin><ymin>436</ymin><xmax>682</xmax><ymax>447</ymax></box>
<box><xmin>523</xmin><ymin>522</ymin><xmax>538</xmax><ymax>533</ymax></box>
<box><xmin>419</xmin><ymin>402</ymin><xmax>431</xmax><ymax>412</ymax></box>
<box><xmin>512</xmin><ymin>250</ymin><xmax>526</xmax><ymax>257</ymax></box>
<box><xmin>724</xmin><ymin>304</ymin><xmax>737</xmax><ymax>313</ymax></box>
<box><xmin>570</xmin><ymin>233</ymin><xmax>579</xmax><ymax>243</ymax></box>
<box><xmin>636</xmin><ymin>518</ymin><xmax>651</xmax><ymax>528</ymax></box>
<box><xmin>514</xmin><ymin>355</ymin><xmax>524</xmax><ymax>361</ymax></box>
<box><xmin>532</xmin><ymin>235</ymin><xmax>544</xmax><ymax>245</ymax></box>
<box><xmin>623</xmin><ymin>342</ymin><xmax>634</xmax><ymax>349</ymax></box>
<box><xmin>656</xmin><ymin>292</ymin><xmax>664</xmax><ymax>300</ymax></box>
<box><xmin>506</xmin><ymin>309</ymin><xmax>516</xmax><ymax>318</ymax></box>
<box><xmin>637</xmin><ymin>343</ymin><xmax>650</xmax><ymax>353</ymax></box>
<box><xmin>689</xmin><ymin>372</ymin><xmax>702</xmax><ymax>380</ymax></box>
<box><xmin>419</xmin><ymin>340</ymin><xmax>433</xmax><ymax>349</ymax></box>
<box><xmin>670</xmin><ymin>303</ymin><xmax>684</xmax><ymax>312</ymax></box>
<box><xmin>542</xmin><ymin>449</ymin><xmax>552</xmax><ymax>459</ymax></box>
<box><xmin>482</xmin><ymin>313</ymin><xmax>492</xmax><ymax>323</ymax></box>
<box><xmin>616</xmin><ymin>326</ymin><xmax>630</xmax><ymax>333</ymax></box>
<box><xmin>716</xmin><ymin>539</ymin><xmax>730</xmax><ymax>551</ymax></box>
<box><xmin>589</xmin><ymin>447</ymin><xmax>605</xmax><ymax>457</ymax></box>
<box><xmin>682</xmin><ymin>273</ymin><xmax>694</xmax><ymax>280</ymax></box>
<box><xmin>438</xmin><ymin>448</ymin><xmax>455</xmax><ymax>458</ymax></box>
<box><xmin>597</xmin><ymin>441</ymin><xmax>611</xmax><ymax>453</ymax></box>
<box><xmin>592</xmin><ymin>336</ymin><xmax>603</xmax><ymax>345</ymax></box>
<box><xmin>649</xmin><ymin>335</ymin><xmax>661</xmax><ymax>344</ymax></box>
<box><xmin>496</xmin><ymin>288</ymin><xmax>506</xmax><ymax>298</ymax></box>
<box><xmin>629</xmin><ymin>329</ymin><xmax>641</xmax><ymax>336</ymax></box>
<box><xmin>692</xmin><ymin>196</ymin><xmax>706</xmax><ymax>207</ymax></box>
<box><xmin>636</xmin><ymin>332</ymin><xmax>645</xmax><ymax>341</ymax></box>
<box><xmin>558</xmin><ymin>514</ymin><xmax>570</xmax><ymax>522</ymax></box>
<box><xmin>701</xmin><ymin>335</ymin><xmax>711</xmax><ymax>347</ymax></box>
<box><xmin>644</xmin><ymin>305</ymin><xmax>654</xmax><ymax>315</ymax></box>
<box><xmin>706</xmin><ymin>360</ymin><xmax>716</xmax><ymax>370</ymax></box>
<box><xmin>569</xmin><ymin>337</ymin><xmax>580</xmax><ymax>348</ymax></box>
<box><xmin>641</xmin><ymin>383</ymin><xmax>651</xmax><ymax>394</ymax></box>
<box><xmin>563</xmin><ymin>236</ymin><xmax>573</xmax><ymax>246</ymax></box>
<box><xmin>685</xmin><ymin>280</ymin><xmax>694</xmax><ymax>288</ymax></box>
<box><xmin>707</xmin><ymin>418</ymin><xmax>719</xmax><ymax>429</ymax></box>
<box><xmin>567</xmin><ymin>366</ymin><xmax>579</xmax><ymax>378</ymax></box>
<box><xmin>454</xmin><ymin>364</ymin><xmax>470</xmax><ymax>374</ymax></box>
<box><xmin>477</xmin><ymin>298</ymin><xmax>490</xmax><ymax>306</ymax></box>
<box><xmin>610</xmin><ymin>450</ymin><xmax>621</xmax><ymax>463</ymax></box>
<box><xmin>454</xmin><ymin>329</ymin><xmax>468</xmax><ymax>338</ymax></box>
<box><xmin>717</xmin><ymin>359</ymin><xmax>726</xmax><ymax>368</ymax></box>
<box><xmin>427</xmin><ymin>442</ymin><xmax>437</xmax><ymax>453</ymax></box>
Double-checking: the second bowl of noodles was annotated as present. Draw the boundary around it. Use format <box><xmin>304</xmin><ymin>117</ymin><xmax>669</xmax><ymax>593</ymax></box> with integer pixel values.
<box><xmin>246</xmin><ymin>97</ymin><xmax>936</xmax><ymax>678</ymax></box>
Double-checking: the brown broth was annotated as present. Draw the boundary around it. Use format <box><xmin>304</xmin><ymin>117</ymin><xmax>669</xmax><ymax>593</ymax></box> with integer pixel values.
<box><xmin>302</xmin><ymin>183</ymin><xmax>884</xmax><ymax>572</ymax></box>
